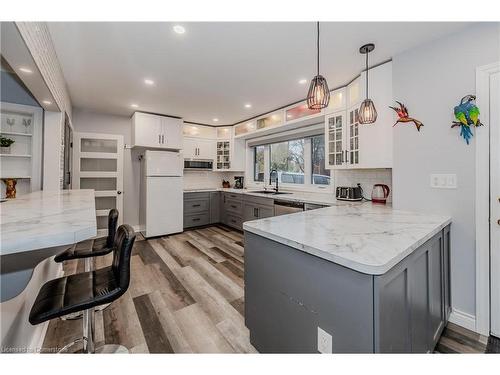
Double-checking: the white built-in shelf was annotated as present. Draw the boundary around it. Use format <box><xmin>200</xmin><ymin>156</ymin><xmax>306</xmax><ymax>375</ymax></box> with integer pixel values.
<box><xmin>0</xmin><ymin>131</ymin><xmax>32</xmax><ymax>137</ymax></box>
<box><xmin>0</xmin><ymin>154</ymin><xmax>32</xmax><ymax>158</ymax></box>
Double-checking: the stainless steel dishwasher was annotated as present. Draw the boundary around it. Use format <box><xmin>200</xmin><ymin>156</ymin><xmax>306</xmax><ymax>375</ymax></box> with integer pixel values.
<box><xmin>273</xmin><ymin>200</ymin><xmax>304</xmax><ymax>216</ymax></box>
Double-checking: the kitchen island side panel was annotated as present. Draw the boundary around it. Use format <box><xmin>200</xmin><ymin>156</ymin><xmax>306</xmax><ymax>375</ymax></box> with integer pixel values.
<box><xmin>244</xmin><ymin>232</ymin><xmax>374</xmax><ymax>353</ymax></box>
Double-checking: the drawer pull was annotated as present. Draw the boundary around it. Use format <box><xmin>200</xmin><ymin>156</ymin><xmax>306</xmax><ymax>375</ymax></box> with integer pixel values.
<box><xmin>192</xmin><ymin>204</ymin><xmax>201</xmax><ymax>207</ymax></box>
<box><xmin>192</xmin><ymin>218</ymin><xmax>200</xmax><ymax>222</ymax></box>
<box><xmin>231</xmin><ymin>205</ymin><xmax>237</xmax><ymax>209</ymax></box>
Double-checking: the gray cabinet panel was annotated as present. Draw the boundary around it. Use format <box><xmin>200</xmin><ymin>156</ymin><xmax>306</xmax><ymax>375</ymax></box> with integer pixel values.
<box><xmin>246</xmin><ymin>226</ymin><xmax>451</xmax><ymax>353</ymax></box>
<box><xmin>210</xmin><ymin>192</ymin><xmax>220</xmax><ymax>224</ymax></box>
<box><xmin>258</xmin><ymin>205</ymin><xmax>274</xmax><ymax>219</ymax></box>
<box><xmin>224</xmin><ymin>198</ymin><xmax>243</xmax><ymax>215</ymax></box>
<box><xmin>184</xmin><ymin>212</ymin><xmax>210</xmax><ymax>228</ymax></box>
<box><xmin>245</xmin><ymin>231</ymin><xmax>374</xmax><ymax>353</ymax></box>
<box><xmin>183</xmin><ymin>192</ymin><xmax>210</xmax><ymax>200</ymax></box>
<box><xmin>184</xmin><ymin>198</ymin><xmax>210</xmax><ymax>214</ymax></box>
<box><xmin>226</xmin><ymin>213</ymin><xmax>243</xmax><ymax>230</ymax></box>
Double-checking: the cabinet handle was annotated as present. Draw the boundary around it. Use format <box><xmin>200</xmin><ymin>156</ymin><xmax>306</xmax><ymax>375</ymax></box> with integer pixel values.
<box><xmin>254</xmin><ymin>207</ymin><xmax>258</xmax><ymax>218</ymax></box>
<box><xmin>158</xmin><ymin>135</ymin><xmax>161</xmax><ymax>144</ymax></box>
<box><xmin>345</xmin><ymin>150</ymin><xmax>349</xmax><ymax>164</ymax></box>
<box><xmin>192</xmin><ymin>204</ymin><xmax>201</xmax><ymax>207</ymax></box>
<box><xmin>162</xmin><ymin>134</ymin><xmax>164</xmax><ymax>144</ymax></box>
<box><xmin>192</xmin><ymin>218</ymin><xmax>200</xmax><ymax>222</ymax></box>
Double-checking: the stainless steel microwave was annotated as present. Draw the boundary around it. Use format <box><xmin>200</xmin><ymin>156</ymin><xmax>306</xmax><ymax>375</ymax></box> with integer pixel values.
<box><xmin>184</xmin><ymin>159</ymin><xmax>213</xmax><ymax>170</ymax></box>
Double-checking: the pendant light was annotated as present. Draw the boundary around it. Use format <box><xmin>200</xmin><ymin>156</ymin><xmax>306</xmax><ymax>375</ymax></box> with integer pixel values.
<box><xmin>307</xmin><ymin>22</ymin><xmax>330</xmax><ymax>110</ymax></box>
<box><xmin>358</xmin><ymin>43</ymin><xmax>378</xmax><ymax>124</ymax></box>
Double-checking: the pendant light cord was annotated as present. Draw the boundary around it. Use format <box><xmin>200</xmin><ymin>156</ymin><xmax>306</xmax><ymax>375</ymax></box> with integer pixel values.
<box><xmin>317</xmin><ymin>21</ymin><xmax>320</xmax><ymax>76</ymax></box>
<box><xmin>365</xmin><ymin>50</ymin><xmax>369</xmax><ymax>99</ymax></box>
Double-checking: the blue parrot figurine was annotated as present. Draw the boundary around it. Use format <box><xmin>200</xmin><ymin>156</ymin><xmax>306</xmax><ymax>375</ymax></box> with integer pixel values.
<box><xmin>452</xmin><ymin>95</ymin><xmax>483</xmax><ymax>145</ymax></box>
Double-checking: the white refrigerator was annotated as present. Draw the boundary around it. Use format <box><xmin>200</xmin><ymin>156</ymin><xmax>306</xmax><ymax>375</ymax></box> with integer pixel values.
<box><xmin>140</xmin><ymin>150</ymin><xmax>183</xmax><ymax>238</ymax></box>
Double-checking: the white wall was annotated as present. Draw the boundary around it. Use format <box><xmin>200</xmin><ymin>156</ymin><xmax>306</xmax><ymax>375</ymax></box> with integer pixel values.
<box><xmin>72</xmin><ymin>109</ymin><xmax>141</xmax><ymax>227</ymax></box>
<box><xmin>334</xmin><ymin>169</ymin><xmax>392</xmax><ymax>202</ymax></box>
<box><xmin>392</xmin><ymin>23</ymin><xmax>500</xmax><ymax>319</ymax></box>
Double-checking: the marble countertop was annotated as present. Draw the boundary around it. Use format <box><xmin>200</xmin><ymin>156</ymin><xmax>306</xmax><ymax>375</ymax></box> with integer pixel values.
<box><xmin>184</xmin><ymin>187</ymin><xmax>342</xmax><ymax>206</ymax></box>
<box><xmin>243</xmin><ymin>203</ymin><xmax>451</xmax><ymax>275</ymax></box>
<box><xmin>1</xmin><ymin>190</ymin><xmax>97</xmax><ymax>255</ymax></box>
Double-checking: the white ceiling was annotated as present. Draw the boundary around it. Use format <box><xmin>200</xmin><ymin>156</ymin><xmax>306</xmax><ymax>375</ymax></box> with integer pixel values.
<box><xmin>48</xmin><ymin>22</ymin><xmax>470</xmax><ymax>125</ymax></box>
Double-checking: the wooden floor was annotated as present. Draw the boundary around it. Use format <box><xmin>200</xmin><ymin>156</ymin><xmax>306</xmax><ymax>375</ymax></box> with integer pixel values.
<box><xmin>42</xmin><ymin>225</ymin><xmax>494</xmax><ymax>354</ymax></box>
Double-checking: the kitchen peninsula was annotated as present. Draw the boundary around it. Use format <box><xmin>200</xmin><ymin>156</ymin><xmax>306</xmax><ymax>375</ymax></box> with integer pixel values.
<box><xmin>243</xmin><ymin>204</ymin><xmax>452</xmax><ymax>353</ymax></box>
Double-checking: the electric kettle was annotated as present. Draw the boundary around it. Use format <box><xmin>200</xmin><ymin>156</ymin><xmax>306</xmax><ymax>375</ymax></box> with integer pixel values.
<box><xmin>371</xmin><ymin>184</ymin><xmax>390</xmax><ymax>204</ymax></box>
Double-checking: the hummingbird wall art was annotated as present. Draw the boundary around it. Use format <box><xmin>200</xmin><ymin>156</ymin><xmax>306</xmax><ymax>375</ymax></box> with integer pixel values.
<box><xmin>452</xmin><ymin>95</ymin><xmax>482</xmax><ymax>145</ymax></box>
<box><xmin>389</xmin><ymin>101</ymin><xmax>424</xmax><ymax>132</ymax></box>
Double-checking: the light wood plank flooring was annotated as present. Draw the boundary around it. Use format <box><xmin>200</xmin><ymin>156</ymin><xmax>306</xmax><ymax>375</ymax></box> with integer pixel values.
<box><xmin>42</xmin><ymin>225</ymin><xmax>495</xmax><ymax>354</ymax></box>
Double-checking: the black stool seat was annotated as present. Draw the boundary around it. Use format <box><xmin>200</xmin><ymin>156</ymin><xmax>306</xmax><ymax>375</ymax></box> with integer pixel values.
<box><xmin>54</xmin><ymin>209</ymin><xmax>119</xmax><ymax>263</ymax></box>
<box><xmin>30</xmin><ymin>224</ymin><xmax>135</xmax><ymax>327</ymax></box>
<box><xmin>54</xmin><ymin>237</ymin><xmax>116</xmax><ymax>262</ymax></box>
<box><xmin>29</xmin><ymin>266</ymin><xmax>123</xmax><ymax>325</ymax></box>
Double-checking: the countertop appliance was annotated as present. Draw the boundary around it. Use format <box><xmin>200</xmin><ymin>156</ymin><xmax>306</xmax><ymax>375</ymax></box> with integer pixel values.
<box><xmin>274</xmin><ymin>200</ymin><xmax>304</xmax><ymax>216</ymax></box>
<box><xmin>234</xmin><ymin>176</ymin><xmax>244</xmax><ymax>189</ymax></box>
<box><xmin>184</xmin><ymin>159</ymin><xmax>213</xmax><ymax>170</ymax></box>
<box><xmin>141</xmin><ymin>150</ymin><xmax>183</xmax><ymax>238</ymax></box>
<box><xmin>336</xmin><ymin>186</ymin><xmax>363</xmax><ymax>201</ymax></box>
<box><xmin>371</xmin><ymin>184</ymin><xmax>390</xmax><ymax>204</ymax></box>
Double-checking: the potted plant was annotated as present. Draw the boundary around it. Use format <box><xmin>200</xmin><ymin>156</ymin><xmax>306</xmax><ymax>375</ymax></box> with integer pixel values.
<box><xmin>0</xmin><ymin>136</ymin><xmax>15</xmax><ymax>154</ymax></box>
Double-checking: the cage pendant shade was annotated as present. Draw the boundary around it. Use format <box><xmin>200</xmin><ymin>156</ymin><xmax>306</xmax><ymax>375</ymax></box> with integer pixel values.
<box><xmin>358</xmin><ymin>43</ymin><xmax>377</xmax><ymax>124</ymax></box>
<box><xmin>307</xmin><ymin>22</ymin><xmax>330</xmax><ymax>110</ymax></box>
<box><xmin>307</xmin><ymin>75</ymin><xmax>330</xmax><ymax>110</ymax></box>
<box><xmin>359</xmin><ymin>98</ymin><xmax>378</xmax><ymax>124</ymax></box>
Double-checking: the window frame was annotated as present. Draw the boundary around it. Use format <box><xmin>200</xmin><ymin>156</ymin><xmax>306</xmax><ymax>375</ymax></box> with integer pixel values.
<box><xmin>247</xmin><ymin>130</ymin><xmax>332</xmax><ymax>192</ymax></box>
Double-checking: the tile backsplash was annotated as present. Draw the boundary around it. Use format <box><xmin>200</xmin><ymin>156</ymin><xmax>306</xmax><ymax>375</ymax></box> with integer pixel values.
<box><xmin>183</xmin><ymin>171</ymin><xmax>243</xmax><ymax>190</ymax></box>
<box><xmin>334</xmin><ymin>169</ymin><xmax>393</xmax><ymax>202</ymax></box>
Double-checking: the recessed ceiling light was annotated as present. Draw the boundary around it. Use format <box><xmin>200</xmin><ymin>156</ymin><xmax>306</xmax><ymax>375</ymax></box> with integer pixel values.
<box><xmin>244</xmin><ymin>103</ymin><xmax>252</xmax><ymax>108</ymax></box>
<box><xmin>173</xmin><ymin>25</ymin><xmax>186</xmax><ymax>34</ymax></box>
<box><xmin>212</xmin><ymin>118</ymin><xmax>219</xmax><ymax>122</ymax></box>
<box><xmin>298</xmin><ymin>79</ymin><xmax>308</xmax><ymax>84</ymax></box>
<box><xmin>42</xmin><ymin>100</ymin><xmax>52</xmax><ymax>105</ymax></box>
<box><xmin>19</xmin><ymin>67</ymin><xmax>33</xmax><ymax>74</ymax></box>
<box><xmin>130</xmin><ymin>104</ymin><xmax>139</xmax><ymax>108</ymax></box>
<box><xmin>144</xmin><ymin>79</ymin><xmax>155</xmax><ymax>85</ymax></box>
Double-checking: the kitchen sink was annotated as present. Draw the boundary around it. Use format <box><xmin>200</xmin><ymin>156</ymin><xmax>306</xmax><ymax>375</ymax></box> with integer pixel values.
<box><xmin>252</xmin><ymin>190</ymin><xmax>291</xmax><ymax>195</ymax></box>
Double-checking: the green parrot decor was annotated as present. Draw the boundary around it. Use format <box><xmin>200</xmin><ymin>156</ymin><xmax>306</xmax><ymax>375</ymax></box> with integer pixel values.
<box><xmin>452</xmin><ymin>95</ymin><xmax>483</xmax><ymax>145</ymax></box>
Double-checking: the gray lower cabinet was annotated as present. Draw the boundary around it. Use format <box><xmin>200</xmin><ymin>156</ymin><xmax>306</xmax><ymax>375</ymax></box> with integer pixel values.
<box><xmin>222</xmin><ymin>192</ymin><xmax>244</xmax><ymax>230</ymax></box>
<box><xmin>209</xmin><ymin>192</ymin><xmax>220</xmax><ymax>224</ymax></box>
<box><xmin>244</xmin><ymin>226</ymin><xmax>451</xmax><ymax>353</ymax></box>
<box><xmin>184</xmin><ymin>192</ymin><xmax>211</xmax><ymax>229</ymax></box>
<box><xmin>243</xmin><ymin>195</ymin><xmax>274</xmax><ymax>222</ymax></box>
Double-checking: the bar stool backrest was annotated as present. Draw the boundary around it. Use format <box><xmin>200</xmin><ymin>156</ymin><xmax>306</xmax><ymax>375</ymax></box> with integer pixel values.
<box><xmin>111</xmin><ymin>224</ymin><xmax>136</xmax><ymax>291</ymax></box>
<box><xmin>106</xmin><ymin>209</ymin><xmax>119</xmax><ymax>248</ymax></box>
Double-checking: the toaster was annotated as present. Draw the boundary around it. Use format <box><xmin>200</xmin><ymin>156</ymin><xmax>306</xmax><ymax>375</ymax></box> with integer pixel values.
<box><xmin>336</xmin><ymin>186</ymin><xmax>363</xmax><ymax>201</ymax></box>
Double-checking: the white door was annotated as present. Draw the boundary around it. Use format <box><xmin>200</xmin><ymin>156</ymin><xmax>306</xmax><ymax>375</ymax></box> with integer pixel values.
<box><xmin>490</xmin><ymin>71</ymin><xmax>500</xmax><ymax>337</ymax></box>
<box><xmin>197</xmin><ymin>138</ymin><xmax>215</xmax><ymax>160</ymax></box>
<box><xmin>73</xmin><ymin>132</ymin><xmax>124</xmax><ymax>237</ymax></box>
<box><xmin>134</xmin><ymin>112</ymin><xmax>162</xmax><ymax>148</ymax></box>
<box><xmin>325</xmin><ymin>111</ymin><xmax>346</xmax><ymax>169</ymax></box>
<box><xmin>183</xmin><ymin>137</ymin><xmax>197</xmax><ymax>158</ymax></box>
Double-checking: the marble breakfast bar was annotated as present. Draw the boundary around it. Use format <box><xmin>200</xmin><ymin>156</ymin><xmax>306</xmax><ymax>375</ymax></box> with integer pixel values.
<box><xmin>1</xmin><ymin>189</ymin><xmax>96</xmax><ymax>351</ymax></box>
<box><xmin>243</xmin><ymin>203</ymin><xmax>452</xmax><ymax>353</ymax></box>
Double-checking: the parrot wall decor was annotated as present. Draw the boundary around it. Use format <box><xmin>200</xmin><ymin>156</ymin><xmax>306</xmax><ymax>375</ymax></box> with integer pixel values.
<box><xmin>389</xmin><ymin>101</ymin><xmax>424</xmax><ymax>132</ymax></box>
<box><xmin>452</xmin><ymin>95</ymin><xmax>482</xmax><ymax>145</ymax></box>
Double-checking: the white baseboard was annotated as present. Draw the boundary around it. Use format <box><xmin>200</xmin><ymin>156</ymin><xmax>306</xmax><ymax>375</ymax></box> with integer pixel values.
<box><xmin>132</xmin><ymin>224</ymin><xmax>144</xmax><ymax>233</ymax></box>
<box><xmin>449</xmin><ymin>308</ymin><xmax>477</xmax><ymax>332</ymax></box>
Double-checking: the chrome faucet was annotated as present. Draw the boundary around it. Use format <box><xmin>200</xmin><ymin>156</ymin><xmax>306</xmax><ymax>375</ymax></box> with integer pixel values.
<box><xmin>270</xmin><ymin>169</ymin><xmax>279</xmax><ymax>192</ymax></box>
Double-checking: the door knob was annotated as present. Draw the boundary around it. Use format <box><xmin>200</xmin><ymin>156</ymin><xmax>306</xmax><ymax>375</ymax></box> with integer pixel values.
<box><xmin>117</xmin><ymin>191</ymin><xmax>122</xmax><ymax>195</ymax></box>
<box><xmin>498</xmin><ymin>219</ymin><xmax>500</xmax><ymax>226</ymax></box>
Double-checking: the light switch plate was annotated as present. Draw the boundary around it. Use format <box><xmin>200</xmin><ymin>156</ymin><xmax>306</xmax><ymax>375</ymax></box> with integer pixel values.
<box><xmin>430</xmin><ymin>174</ymin><xmax>457</xmax><ymax>189</ymax></box>
<box><xmin>317</xmin><ymin>327</ymin><xmax>332</xmax><ymax>353</ymax></box>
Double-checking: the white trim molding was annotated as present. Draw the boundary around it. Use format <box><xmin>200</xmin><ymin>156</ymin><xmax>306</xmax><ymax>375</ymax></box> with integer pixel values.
<box><xmin>475</xmin><ymin>61</ymin><xmax>500</xmax><ymax>336</ymax></box>
<box><xmin>449</xmin><ymin>308</ymin><xmax>477</xmax><ymax>332</ymax></box>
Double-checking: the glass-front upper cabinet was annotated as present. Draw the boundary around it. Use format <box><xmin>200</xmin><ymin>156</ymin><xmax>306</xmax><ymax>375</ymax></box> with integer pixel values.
<box><xmin>285</xmin><ymin>101</ymin><xmax>321</xmax><ymax>122</ymax></box>
<box><xmin>325</xmin><ymin>87</ymin><xmax>347</xmax><ymax>113</ymax></box>
<box><xmin>216</xmin><ymin>141</ymin><xmax>230</xmax><ymax>170</ymax></box>
<box><xmin>325</xmin><ymin>111</ymin><xmax>346</xmax><ymax>169</ymax></box>
<box><xmin>348</xmin><ymin>106</ymin><xmax>360</xmax><ymax>166</ymax></box>
<box><xmin>256</xmin><ymin>111</ymin><xmax>283</xmax><ymax>130</ymax></box>
<box><xmin>234</xmin><ymin>121</ymin><xmax>256</xmax><ymax>137</ymax></box>
<box><xmin>216</xmin><ymin>126</ymin><xmax>231</xmax><ymax>139</ymax></box>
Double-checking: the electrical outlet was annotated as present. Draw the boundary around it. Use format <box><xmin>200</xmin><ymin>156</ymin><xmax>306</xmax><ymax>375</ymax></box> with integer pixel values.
<box><xmin>317</xmin><ymin>327</ymin><xmax>332</xmax><ymax>353</ymax></box>
<box><xmin>430</xmin><ymin>174</ymin><xmax>457</xmax><ymax>189</ymax></box>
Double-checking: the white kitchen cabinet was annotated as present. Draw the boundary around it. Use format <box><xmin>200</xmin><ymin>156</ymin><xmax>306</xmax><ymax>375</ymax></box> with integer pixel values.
<box><xmin>214</xmin><ymin>126</ymin><xmax>245</xmax><ymax>171</ymax></box>
<box><xmin>325</xmin><ymin>62</ymin><xmax>393</xmax><ymax>170</ymax></box>
<box><xmin>132</xmin><ymin>112</ymin><xmax>182</xmax><ymax>149</ymax></box>
<box><xmin>324</xmin><ymin>87</ymin><xmax>347</xmax><ymax>114</ymax></box>
<box><xmin>183</xmin><ymin>137</ymin><xmax>215</xmax><ymax>160</ymax></box>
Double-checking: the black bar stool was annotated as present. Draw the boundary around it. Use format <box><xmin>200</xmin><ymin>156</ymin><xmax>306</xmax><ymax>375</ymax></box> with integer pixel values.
<box><xmin>30</xmin><ymin>224</ymin><xmax>136</xmax><ymax>353</ymax></box>
<box><xmin>55</xmin><ymin>209</ymin><xmax>119</xmax><ymax>318</ymax></box>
